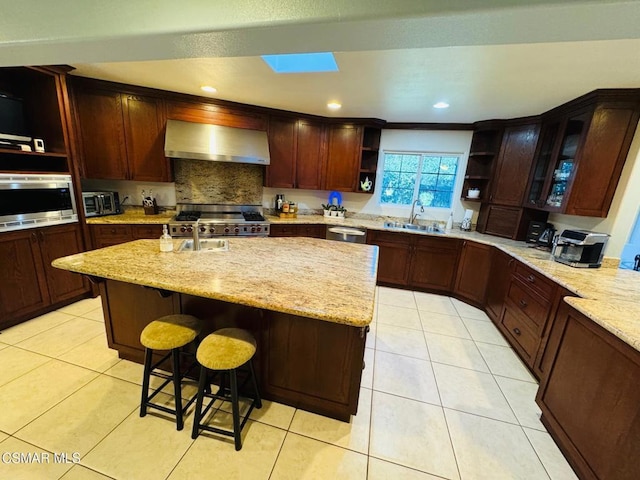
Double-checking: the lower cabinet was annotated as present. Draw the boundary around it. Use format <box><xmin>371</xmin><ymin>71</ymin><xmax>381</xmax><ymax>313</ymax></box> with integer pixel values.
<box><xmin>0</xmin><ymin>224</ymin><xmax>89</xmax><ymax>329</ymax></box>
<box><xmin>409</xmin><ymin>236</ymin><xmax>461</xmax><ymax>292</ymax></box>
<box><xmin>453</xmin><ymin>241</ymin><xmax>492</xmax><ymax>306</ymax></box>
<box><xmin>485</xmin><ymin>248</ymin><xmax>514</xmax><ymax>322</ymax></box>
<box><xmin>269</xmin><ymin>224</ymin><xmax>326</xmax><ymax>238</ymax></box>
<box><xmin>367</xmin><ymin>230</ymin><xmax>412</xmax><ymax>286</ymax></box>
<box><xmin>537</xmin><ymin>302</ymin><xmax>640</xmax><ymax>480</ymax></box>
<box><xmin>90</xmin><ymin>224</ymin><xmax>164</xmax><ymax>248</ymax></box>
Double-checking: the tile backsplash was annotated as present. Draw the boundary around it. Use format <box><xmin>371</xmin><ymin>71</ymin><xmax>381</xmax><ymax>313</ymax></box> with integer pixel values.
<box><xmin>174</xmin><ymin>159</ymin><xmax>263</xmax><ymax>204</ymax></box>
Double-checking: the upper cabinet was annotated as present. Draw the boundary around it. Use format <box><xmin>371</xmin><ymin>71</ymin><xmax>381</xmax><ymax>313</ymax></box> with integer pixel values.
<box><xmin>0</xmin><ymin>67</ymin><xmax>73</xmax><ymax>173</ymax></box>
<box><xmin>324</xmin><ymin>124</ymin><xmax>363</xmax><ymax>192</ymax></box>
<box><xmin>525</xmin><ymin>91</ymin><xmax>640</xmax><ymax>217</ymax></box>
<box><xmin>357</xmin><ymin>127</ymin><xmax>381</xmax><ymax>194</ymax></box>
<box><xmin>71</xmin><ymin>79</ymin><xmax>171</xmax><ymax>182</ymax></box>
<box><xmin>490</xmin><ymin>122</ymin><xmax>540</xmax><ymax>206</ymax></box>
<box><xmin>265</xmin><ymin>116</ymin><xmax>326</xmax><ymax>190</ymax></box>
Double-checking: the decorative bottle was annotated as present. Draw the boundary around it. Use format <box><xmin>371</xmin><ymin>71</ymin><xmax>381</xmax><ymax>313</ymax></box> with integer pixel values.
<box><xmin>160</xmin><ymin>225</ymin><xmax>173</xmax><ymax>252</ymax></box>
<box><xmin>445</xmin><ymin>212</ymin><xmax>454</xmax><ymax>231</ymax></box>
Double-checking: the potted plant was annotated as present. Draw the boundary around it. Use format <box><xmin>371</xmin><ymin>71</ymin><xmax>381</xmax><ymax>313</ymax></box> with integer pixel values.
<box><xmin>336</xmin><ymin>205</ymin><xmax>347</xmax><ymax>218</ymax></box>
<box><xmin>322</xmin><ymin>204</ymin><xmax>337</xmax><ymax>217</ymax></box>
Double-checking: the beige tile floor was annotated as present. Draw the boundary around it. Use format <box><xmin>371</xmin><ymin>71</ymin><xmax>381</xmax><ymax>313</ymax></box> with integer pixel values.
<box><xmin>0</xmin><ymin>288</ymin><xmax>579</xmax><ymax>480</ymax></box>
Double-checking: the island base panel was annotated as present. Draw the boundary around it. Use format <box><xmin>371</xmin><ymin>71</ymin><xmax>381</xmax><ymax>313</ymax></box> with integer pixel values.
<box><xmin>99</xmin><ymin>280</ymin><xmax>366</xmax><ymax>422</ymax></box>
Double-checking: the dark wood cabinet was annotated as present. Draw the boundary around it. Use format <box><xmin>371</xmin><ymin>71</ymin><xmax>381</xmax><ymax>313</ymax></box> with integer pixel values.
<box><xmin>0</xmin><ymin>224</ymin><xmax>89</xmax><ymax>330</ymax></box>
<box><xmin>367</xmin><ymin>230</ymin><xmax>412</xmax><ymax>286</ymax></box>
<box><xmin>453</xmin><ymin>241</ymin><xmax>492</xmax><ymax>306</ymax></box>
<box><xmin>90</xmin><ymin>224</ymin><xmax>164</xmax><ymax>249</ymax></box>
<box><xmin>476</xmin><ymin>204</ymin><xmax>548</xmax><ymax>240</ymax></box>
<box><xmin>269</xmin><ymin>224</ymin><xmax>326</xmax><ymax>238</ymax></box>
<box><xmin>490</xmin><ymin>123</ymin><xmax>540</xmax><ymax>206</ymax></box>
<box><xmin>165</xmin><ymin>100</ymin><xmax>267</xmax><ymax>130</ymax></box>
<box><xmin>537</xmin><ymin>302</ymin><xmax>640</xmax><ymax>480</ymax></box>
<box><xmin>484</xmin><ymin>247</ymin><xmax>514</xmax><ymax>323</ymax></box>
<box><xmin>122</xmin><ymin>94</ymin><xmax>169</xmax><ymax>181</ymax></box>
<box><xmin>497</xmin><ymin>260</ymin><xmax>558</xmax><ymax>372</ymax></box>
<box><xmin>72</xmin><ymin>81</ymin><xmax>171</xmax><ymax>181</ymax></box>
<box><xmin>0</xmin><ymin>67</ymin><xmax>73</xmax><ymax>173</ymax></box>
<box><xmin>266</xmin><ymin>117</ymin><xmax>325</xmax><ymax>190</ymax></box>
<box><xmin>324</xmin><ymin>124</ymin><xmax>362</xmax><ymax>192</ymax></box>
<box><xmin>409</xmin><ymin>236</ymin><xmax>461</xmax><ymax>292</ymax></box>
<box><xmin>74</xmin><ymin>87</ymin><xmax>129</xmax><ymax>179</ymax></box>
<box><xmin>525</xmin><ymin>92</ymin><xmax>640</xmax><ymax>217</ymax></box>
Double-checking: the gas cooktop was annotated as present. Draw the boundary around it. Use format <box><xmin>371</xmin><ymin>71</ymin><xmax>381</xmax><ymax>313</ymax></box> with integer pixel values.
<box><xmin>169</xmin><ymin>204</ymin><xmax>269</xmax><ymax>237</ymax></box>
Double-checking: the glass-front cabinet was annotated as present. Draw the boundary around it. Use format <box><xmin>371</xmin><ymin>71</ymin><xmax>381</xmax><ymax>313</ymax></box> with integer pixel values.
<box><xmin>525</xmin><ymin>109</ymin><xmax>591</xmax><ymax>211</ymax></box>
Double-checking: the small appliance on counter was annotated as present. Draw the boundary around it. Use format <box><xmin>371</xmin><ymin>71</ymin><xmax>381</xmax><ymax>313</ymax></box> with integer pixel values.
<box><xmin>526</xmin><ymin>221</ymin><xmax>556</xmax><ymax>249</ymax></box>
<box><xmin>552</xmin><ymin>229</ymin><xmax>609</xmax><ymax>268</ymax></box>
<box><xmin>460</xmin><ymin>209</ymin><xmax>473</xmax><ymax>231</ymax></box>
<box><xmin>82</xmin><ymin>191</ymin><xmax>121</xmax><ymax>217</ymax></box>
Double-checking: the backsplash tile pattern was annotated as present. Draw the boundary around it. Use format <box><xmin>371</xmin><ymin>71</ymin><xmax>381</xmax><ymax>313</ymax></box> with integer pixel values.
<box><xmin>174</xmin><ymin>159</ymin><xmax>263</xmax><ymax>204</ymax></box>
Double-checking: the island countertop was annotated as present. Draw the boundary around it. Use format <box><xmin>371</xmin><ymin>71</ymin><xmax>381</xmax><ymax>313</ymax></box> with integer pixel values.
<box><xmin>52</xmin><ymin>237</ymin><xmax>379</xmax><ymax>327</ymax></box>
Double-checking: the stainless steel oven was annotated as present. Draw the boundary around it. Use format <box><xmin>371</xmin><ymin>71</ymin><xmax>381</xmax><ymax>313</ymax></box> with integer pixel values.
<box><xmin>0</xmin><ymin>173</ymin><xmax>78</xmax><ymax>232</ymax></box>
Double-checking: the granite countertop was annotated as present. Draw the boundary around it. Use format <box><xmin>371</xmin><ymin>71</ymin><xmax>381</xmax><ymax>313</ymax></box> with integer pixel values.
<box><xmin>268</xmin><ymin>214</ymin><xmax>640</xmax><ymax>351</ymax></box>
<box><xmin>86</xmin><ymin>207</ymin><xmax>176</xmax><ymax>225</ymax></box>
<box><xmin>52</xmin><ymin>237</ymin><xmax>378</xmax><ymax>328</ymax></box>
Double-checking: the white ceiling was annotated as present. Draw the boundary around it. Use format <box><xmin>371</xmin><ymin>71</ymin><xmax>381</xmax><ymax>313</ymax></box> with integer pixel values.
<box><xmin>2</xmin><ymin>1</ymin><xmax>640</xmax><ymax>123</ymax></box>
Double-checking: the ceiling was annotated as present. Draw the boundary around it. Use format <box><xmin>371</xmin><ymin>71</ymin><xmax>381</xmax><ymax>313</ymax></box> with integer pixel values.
<box><xmin>2</xmin><ymin>1</ymin><xmax>640</xmax><ymax>123</ymax></box>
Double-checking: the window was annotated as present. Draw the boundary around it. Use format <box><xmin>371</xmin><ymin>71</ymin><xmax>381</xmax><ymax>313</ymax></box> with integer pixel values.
<box><xmin>380</xmin><ymin>152</ymin><xmax>460</xmax><ymax>207</ymax></box>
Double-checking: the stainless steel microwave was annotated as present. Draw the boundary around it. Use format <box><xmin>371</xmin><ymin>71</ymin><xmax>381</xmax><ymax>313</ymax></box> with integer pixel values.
<box><xmin>82</xmin><ymin>191</ymin><xmax>121</xmax><ymax>217</ymax></box>
<box><xmin>0</xmin><ymin>173</ymin><xmax>78</xmax><ymax>232</ymax></box>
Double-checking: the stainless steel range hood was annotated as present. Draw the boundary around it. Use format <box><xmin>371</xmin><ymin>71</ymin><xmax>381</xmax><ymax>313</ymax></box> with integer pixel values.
<box><xmin>164</xmin><ymin>119</ymin><xmax>270</xmax><ymax>165</ymax></box>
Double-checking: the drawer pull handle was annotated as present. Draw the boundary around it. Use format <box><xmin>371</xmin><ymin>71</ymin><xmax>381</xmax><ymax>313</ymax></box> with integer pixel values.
<box><xmin>513</xmin><ymin>327</ymin><xmax>521</xmax><ymax>336</ymax></box>
<box><xmin>519</xmin><ymin>299</ymin><xmax>528</xmax><ymax>308</ymax></box>
<box><xmin>526</xmin><ymin>275</ymin><xmax>535</xmax><ymax>283</ymax></box>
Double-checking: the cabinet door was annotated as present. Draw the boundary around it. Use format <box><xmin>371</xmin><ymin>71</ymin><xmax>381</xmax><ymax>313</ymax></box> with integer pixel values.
<box><xmin>324</xmin><ymin>124</ymin><xmax>362</xmax><ymax>191</ymax></box>
<box><xmin>367</xmin><ymin>231</ymin><xmax>412</xmax><ymax>286</ymax></box>
<box><xmin>0</xmin><ymin>230</ymin><xmax>50</xmax><ymax>325</ymax></box>
<box><xmin>453</xmin><ymin>241</ymin><xmax>492</xmax><ymax>305</ymax></box>
<box><xmin>409</xmin><ymin>237</ymin><xmax>460</xmax><ymax>292</ymax></box>
<box><xmin>38</xmin><ymin>224</ymin><xmax>89</xmax><ymax>304</ymax></box>
<box><xmin>266</xmin><ymin>117</ymin><xmax>297</xmax><ymax>188</ymax></box>
<box><xmin>123</xmin><ymin>94</ymin><xmax>170</xmax><ymax>182</ymax></box>
<box><xmin>526</xmin><ymin>120</ymin><xmax>561</xmax><ymax>208</ymax></box>
<box><xmin>74</xmin><ymin>88</ymin><xmax>128</xmax><ymax>179</ymax></box>
<box><xmin>485</xmin><ymin>248</ymin><xmax>514</xmax><ymax>323</ymax></box>
<box><xmin>296</xmin><ymin>120</ymin><xmax>325</xmax><ymax>190</ymax></box>
<box><xmin>490</xmin><ymin>124</ymin><xmax>540</xmax><ymax>206</ymax></box>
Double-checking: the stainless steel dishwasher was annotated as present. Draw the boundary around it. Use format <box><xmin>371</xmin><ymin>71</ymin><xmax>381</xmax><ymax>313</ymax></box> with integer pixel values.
<box><xmin>325</xmin><ymin>226</ymin><xmax>367</xmax><ymax>244</ymax></box>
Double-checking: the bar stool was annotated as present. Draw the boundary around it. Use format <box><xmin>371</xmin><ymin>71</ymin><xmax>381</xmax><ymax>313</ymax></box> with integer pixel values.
<box><xmin>139</xmin><ymin>314</ymin><xmax>202</xmax><ymax>431</ymax></box>
<box><xmin>191</xmin><ymin>328</ymin><xmax>262</xmax><ymax>450</ymax></box>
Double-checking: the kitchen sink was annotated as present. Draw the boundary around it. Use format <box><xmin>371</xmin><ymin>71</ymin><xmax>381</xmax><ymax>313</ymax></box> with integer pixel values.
<box><xmin>177</xmin><ymin>238</ymin><xmax>229</xmax><ymax>252</ymax></box>
<box><xmin>383</xmin><ymin>221</ymin><xmax>445</xmax><ymax>234</ymax></box>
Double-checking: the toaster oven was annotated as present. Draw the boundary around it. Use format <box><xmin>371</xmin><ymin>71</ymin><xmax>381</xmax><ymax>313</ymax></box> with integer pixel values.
<box><xmin>82</xmin><ymin>191</ymin><xmax>121</xmax><ymax>217</ymax></box>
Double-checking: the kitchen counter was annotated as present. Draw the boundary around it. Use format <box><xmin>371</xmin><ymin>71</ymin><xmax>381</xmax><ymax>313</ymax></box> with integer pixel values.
<box><xmin>52</xmin><ymin>237</ymin><xmax>378</xmax><ymax>327</ymax></box>
<box><xmin>268</xmin><ymin>214</ymin><xmax>640</xmax><ymax>351</ymax></box>
<box><xmin>86</xmin><ymin>207</ymin><xmax>176</xmax><ymax>225</ymax></box>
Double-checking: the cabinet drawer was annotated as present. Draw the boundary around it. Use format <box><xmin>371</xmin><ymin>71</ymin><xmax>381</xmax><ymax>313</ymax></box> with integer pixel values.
<box><xmin>131</xmin><ymin>225</ymin><xmax>163</xmax><ymax>239</ymax></box>
<box><xmin>91</xmin><ymin>225</ymin><xmax>132</xmax><ymax>238</ymax></box>
<box><xmin>298</xmin><ymin>224</ymin><xmax>326</xmax><ymax>238</ymax></box>
<box><xmin>513</xmin><ymin>262</ymin><xmax>555</xmax><ymax>300</ymax></box>
<box><xmin>368</xmin><ymin>230</ymin><xmax>412</xmax><ymax>245</ymax></box>
<box><xmin>501</xmin><ymin>308</ymin><xmax>538</xmax><ymax>360</ymax></box>
<box><xmin>506</xmin><ymin>279</ymin><xmax>550</xmax><ymax>332</ymax></box>
<box><xmin>269</xmin><ymin>224</ymin><xmax>297</xmax><ymax>237</ymax></box>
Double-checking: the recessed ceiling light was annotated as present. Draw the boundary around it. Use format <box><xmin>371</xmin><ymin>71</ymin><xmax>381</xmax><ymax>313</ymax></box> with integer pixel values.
<box><xmin>327</xmin><ymin>102</ymin><xmax>342</xmax><ymax>110</ymax></box>
<box><xmin>433</xmin><ymin>102</ymin><xmax>450</xmax><ymax>109</ymax></box>
<box><xmin>201</xmin><ymin>85</ymin><xmax>217</xmax><ymax>93</ymax></box>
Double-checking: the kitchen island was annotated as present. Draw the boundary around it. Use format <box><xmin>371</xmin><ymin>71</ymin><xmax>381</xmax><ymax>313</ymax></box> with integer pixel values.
<box><xmin>52</xmin><ymin>237</ymin><xmax>378</xmax><ymax>421</ymax></box>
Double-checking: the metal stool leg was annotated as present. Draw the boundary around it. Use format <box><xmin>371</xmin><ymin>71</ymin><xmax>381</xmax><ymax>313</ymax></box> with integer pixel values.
<box><xmin>191</xmin><ymin>365</ymin><xmax>208</xmax><ymax>439</ymax></box>
<box><xmin>172</xmin><ymin>347</ymin><xmax>184</xmax><ymax>430</ymax></box>
<box><xmin>230</xmin><ymin>369</ymin><xmax>242</xmax><ymax>450</ymax></box>
<box><xmin>140</xmin><ymin>348</ymin><xmax>153</xmax><ymax>417</ymax></box>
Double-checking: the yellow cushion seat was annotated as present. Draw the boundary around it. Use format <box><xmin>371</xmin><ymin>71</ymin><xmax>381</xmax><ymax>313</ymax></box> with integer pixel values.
<box><xmin>196</xmin><ymin>328</ymin><xmax>256</xmax><ymax>371</ymax></box>
<box><xmin>140</xmin><ymin>314</ymin><xmax>202</xmax><ymax>350</ymax></box>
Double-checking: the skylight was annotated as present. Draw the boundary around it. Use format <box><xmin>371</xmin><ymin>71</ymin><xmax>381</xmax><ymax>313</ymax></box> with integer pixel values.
<box><xmin>261</xmin><ymin>52</ymin><xmax>338</xmax><ymax>73</ymax></box>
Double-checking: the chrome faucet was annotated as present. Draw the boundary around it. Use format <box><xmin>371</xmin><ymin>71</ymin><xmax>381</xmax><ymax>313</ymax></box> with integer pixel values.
<box><xmin>192</xmin><ymin>219</ymin><xmax>201</xmax><ymax>251</ymax></box>
<box><xmin>409</xmin><ymin>199</ymin><xmax>422</xmax><ymax>224</ymax></box>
